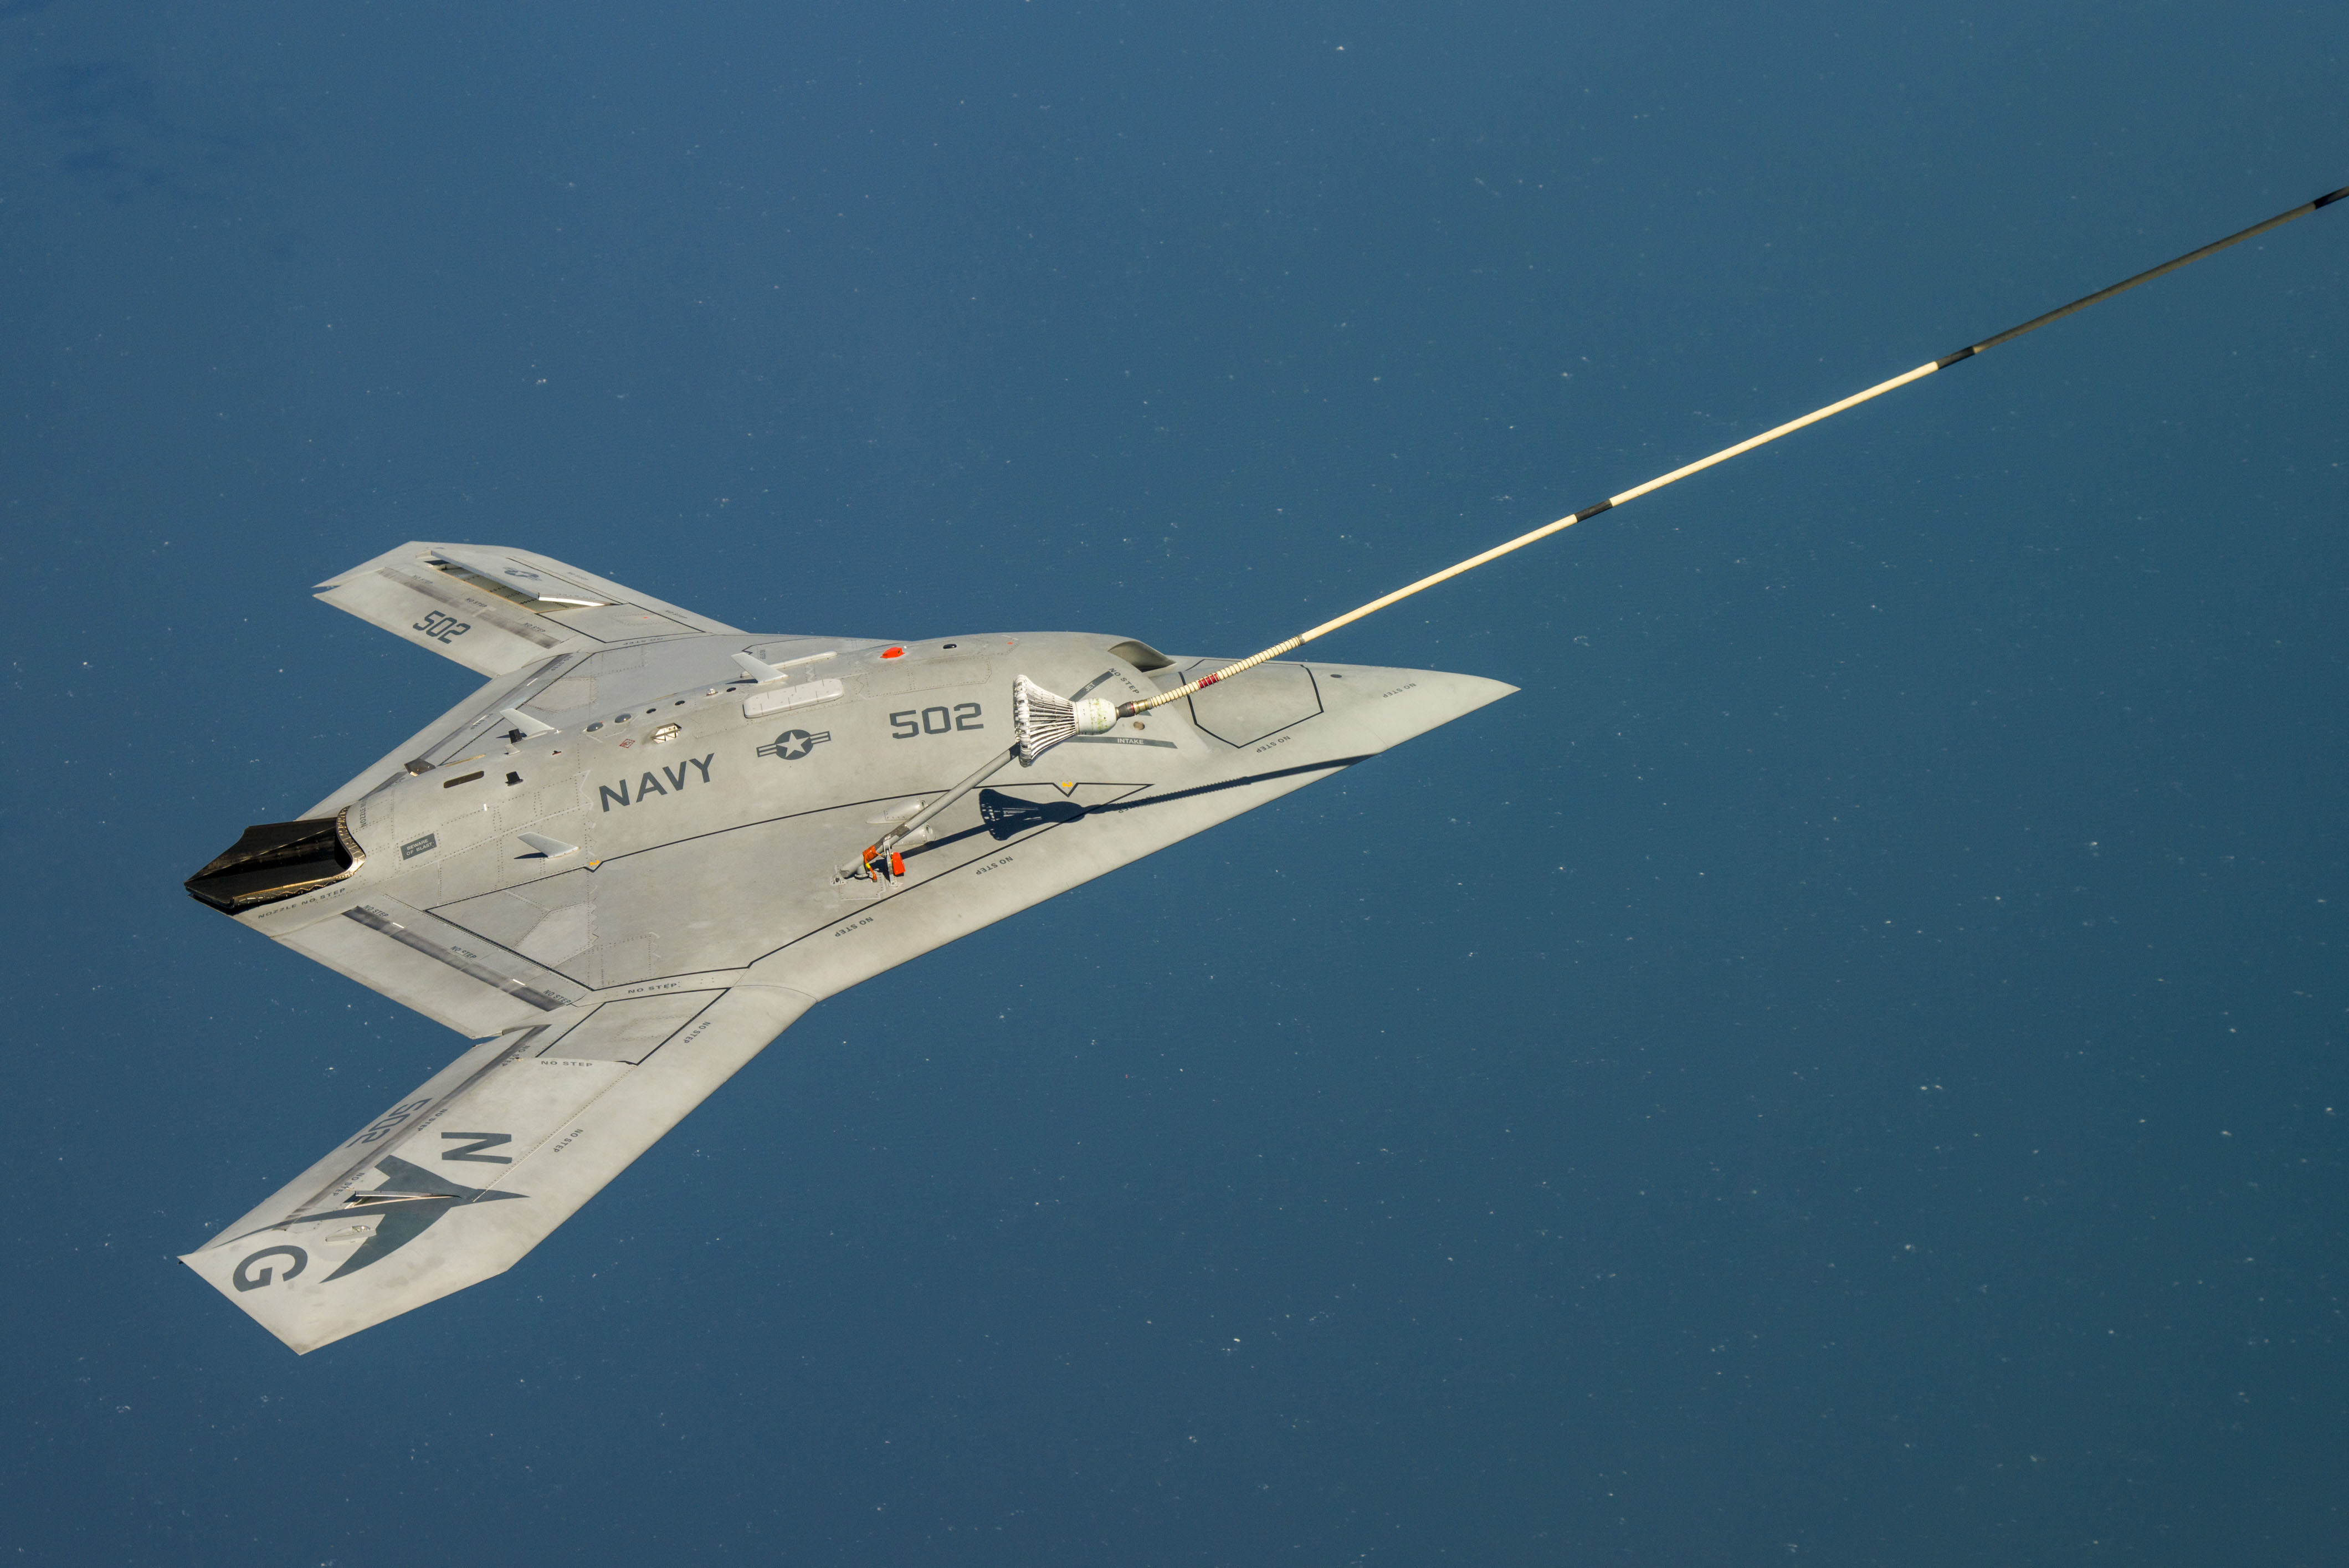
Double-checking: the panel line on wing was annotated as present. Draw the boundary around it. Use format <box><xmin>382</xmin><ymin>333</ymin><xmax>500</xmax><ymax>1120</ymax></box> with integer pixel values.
<box><xmin>409</xmin><ymin>653</ymin><xmax>586</xmax><ymax>768</ymax></box>
<box><xmin>344</xmin><ymin>906</ymin><xmax>573</xmax><ymax>1010</ymax></box>
<box><xmin>214</xmin><ymin>1026</ymin><xmax>554</xmax><ymax>1246</ymax></box>
<box><xmin>1086</xmin><ymin>756</ymin><xmax>1371</xmax><ymax>813</ymax></box>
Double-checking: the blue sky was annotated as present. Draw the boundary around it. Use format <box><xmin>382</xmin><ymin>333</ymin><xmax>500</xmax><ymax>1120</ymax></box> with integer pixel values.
<box><xmin>3</xmin><ymin>3</ymin><xmax>2344</xmax><ymax>1562</ymax></box>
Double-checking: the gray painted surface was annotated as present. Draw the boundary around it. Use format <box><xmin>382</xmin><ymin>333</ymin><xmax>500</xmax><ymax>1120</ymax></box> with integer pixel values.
<box><xmin>183</xmin><ymin>543</ymin><xmax>1514</xmax><ymax>1351</ymax></box>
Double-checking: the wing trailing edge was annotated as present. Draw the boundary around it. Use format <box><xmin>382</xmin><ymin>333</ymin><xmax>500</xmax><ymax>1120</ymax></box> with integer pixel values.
<box><xmin>315</xmin><ymin>542</ymin><xmax>741</xmax><ymax>677</ymax></box>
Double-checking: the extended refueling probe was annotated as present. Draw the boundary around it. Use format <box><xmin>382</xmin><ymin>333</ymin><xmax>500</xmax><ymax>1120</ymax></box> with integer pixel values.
<box><xmin>840</xmin><ymin>678</ymin><xmax>1110</xmax><ymax>880</ymax></box>
<box><xmin>849</xmin><ymin>182</ymin><xmax>2346</xmax><ymax>880</ymax></box>
<box><xmin>1097</xmin><ymin>182</ymin><xmax>2346</xmax><ymax>723</ymax></box>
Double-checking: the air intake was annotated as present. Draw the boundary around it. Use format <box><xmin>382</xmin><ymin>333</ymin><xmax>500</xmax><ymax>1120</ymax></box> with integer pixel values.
<box><xmin>185</xmin><ymin>814</ymin><xmax>365</xmax><ymax>914</ymax></box>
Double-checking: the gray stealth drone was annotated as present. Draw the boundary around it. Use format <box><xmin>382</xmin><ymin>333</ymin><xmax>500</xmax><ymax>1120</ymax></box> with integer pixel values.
<box><xmin>184</xmin><ymin>189</ymin><xmax>2340</xmax><ymax>1354</ymax></box>
<box><xmin>181</xmin><ymin>543</ymin><xmax>1511</xmax><ymax>1352</ymax></box>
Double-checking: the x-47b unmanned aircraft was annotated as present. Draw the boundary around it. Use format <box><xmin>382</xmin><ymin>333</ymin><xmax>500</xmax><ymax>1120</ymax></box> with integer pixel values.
<box><xmin>179</xmin><ymin>544</ymin><xmax>1510</xmax><ymax>1352</ymax></box>
<box><xmin>182</xmin><ymin>183</ymin><xmax>2343</xmax><ymax>1351</ymax></box>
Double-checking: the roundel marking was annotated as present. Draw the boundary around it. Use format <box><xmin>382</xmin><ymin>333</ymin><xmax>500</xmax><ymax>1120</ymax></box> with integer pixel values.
<box><xmin>762</xmin><ymin>729</ymin><xmax>829</xmax><ymax>761</ymax></box>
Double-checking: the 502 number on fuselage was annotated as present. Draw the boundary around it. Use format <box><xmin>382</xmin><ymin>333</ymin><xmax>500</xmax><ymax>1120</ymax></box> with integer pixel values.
<box><xmin>890</xmin><ymin>702</ymin><xmax>983</xmax><ymax>739</ymax></box>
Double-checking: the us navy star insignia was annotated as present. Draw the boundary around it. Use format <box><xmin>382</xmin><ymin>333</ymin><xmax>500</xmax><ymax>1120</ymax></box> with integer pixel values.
<box><xmin>758</xmin><ymin>728</ymin><xmax>831</xmax><ymax>761</ymax></box>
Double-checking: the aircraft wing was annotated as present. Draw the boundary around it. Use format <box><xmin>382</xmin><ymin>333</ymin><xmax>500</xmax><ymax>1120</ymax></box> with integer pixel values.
<box><xmin>182</xmin><ymin>590</ymin><xmax>1514</xmax><ymax>1351</ymax></box>
<box><xmin>314</xmin><ymin>542</ymin><xmax>742</xmax><ymax>678</ymax></box>
<box><xmin>181</xmin><ymin>985</ymin><xmax>813</xmax><ymax>1353</ymax></box>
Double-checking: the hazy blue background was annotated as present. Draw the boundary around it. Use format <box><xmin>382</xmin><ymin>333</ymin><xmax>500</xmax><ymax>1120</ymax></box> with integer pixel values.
<box><xmin>3</xmin><ymin>2</ymin><xmax>2343</xmax><ymax>1562</ymax></box>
